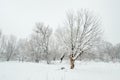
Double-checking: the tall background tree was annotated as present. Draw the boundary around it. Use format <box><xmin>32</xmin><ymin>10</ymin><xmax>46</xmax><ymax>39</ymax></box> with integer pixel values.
<box><xmin>28</xmin><ymin>23</ymin><xmax>52</xmax><ymax>63</ymax></box>
<box><xmin>4</xmin><ymin>35</ymin><xmax>17</xmax><ymax>61</ymax></box>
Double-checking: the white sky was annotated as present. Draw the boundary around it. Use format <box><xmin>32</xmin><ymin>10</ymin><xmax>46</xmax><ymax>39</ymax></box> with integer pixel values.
<box><xmin>0</xmin><ymin>0</ymin><xmax>120</xmax><ymax>44</ymax></box>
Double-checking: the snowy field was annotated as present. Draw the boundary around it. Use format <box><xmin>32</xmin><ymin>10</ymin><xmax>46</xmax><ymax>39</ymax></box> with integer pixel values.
<box><xmin>0</xmin><ymin>61</ymin><xmax>120</xmax><ymax>80</ymax></box>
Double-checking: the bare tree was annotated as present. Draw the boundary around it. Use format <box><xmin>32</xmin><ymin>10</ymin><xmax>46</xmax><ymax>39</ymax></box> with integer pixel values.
<box><xmin>3</xmin><ymin>35</ymin><xmax>17</xmax><ymax>61</ymax></box>
<box><xmin>0</xmin><ymin>31</ymin><xmax>10</xmax><ymax>61</ymax></box>
<box><xmin>113</xmin><ymin>43</ymin><xmax>120</xmax><ymax>61</ymax></box>
<box><xmin>0</xmin><ymin>29</ymin><xmax>1</xmax><ymax>37</ymax></box>
<box><xmin>56</xmin><ymin>10</ymin><xmax>102</xmax><ymax>69</ymax></box>
<box><xmin>0</xmin><ymin>30</ymin><xmax>5</xmax><ymax>60</ymax></box>
<box><xmin>15</xmin><ymin>39</ymin><xmax>29</xmax><ymax>62</ymax></box>
<box><xmin>49</xmin><ymin>35</ymin><xmax>63</xmax><ymax>61</ymax></box>
<box><xmin>28</xmin><ymin>34</ymin><xmax>43</xmax><ymax>62</ymax></box>
<box><xmin>29</xmin><ymin>22</ymin><xmax>52</xmax><ymax>63</ymax></box>
<box><xmin>96</xmin><ymin>41</ymin><xmax>114</xmax><ymax>61</ymax></box>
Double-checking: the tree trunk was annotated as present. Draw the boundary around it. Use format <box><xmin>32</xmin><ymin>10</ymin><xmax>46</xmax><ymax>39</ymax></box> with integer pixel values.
<box><xmin>7</xmin><ymin>58</ymin><xmax>10</xmax><ymax>61</ymax></box>
<box><xmin>69</xmin><ymin>54</ymin><xmax>75</xmax><ymax>69</ymax></box>
<box><xmin>60</xmin><ymin>54</ymin><xmax>65</xmax><ymax>63</ymax></box>
<box><xmin>35</xmin><ymin>58</ymin><xmax>39</xmax><ymax>63</ymax></box>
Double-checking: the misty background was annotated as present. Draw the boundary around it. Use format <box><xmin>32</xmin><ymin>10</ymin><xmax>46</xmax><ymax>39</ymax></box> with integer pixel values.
<box><xmin>0</xmin><ymin>0</ymin><xmax>120</xmax><ymax>44</ymax></box>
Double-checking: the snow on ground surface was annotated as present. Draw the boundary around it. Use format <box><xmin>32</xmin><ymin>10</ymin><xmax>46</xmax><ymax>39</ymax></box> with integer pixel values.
<box><xmin>0</xmin><ymin>61</ymin><xmax>120</xmax><ymax>80</ymax></box>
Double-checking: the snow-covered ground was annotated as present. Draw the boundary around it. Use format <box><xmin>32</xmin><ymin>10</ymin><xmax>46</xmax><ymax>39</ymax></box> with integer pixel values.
<box><xmin>0</xmin><ymin>61</ymin><xmax>120</xmax><ymax>80</ymax></box>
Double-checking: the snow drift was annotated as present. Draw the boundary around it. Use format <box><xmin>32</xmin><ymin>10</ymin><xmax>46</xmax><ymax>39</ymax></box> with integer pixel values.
<box><xmin>0</xmin><ymin>61</ymin><xmax>120</xmax><ymax>80</ymax></box>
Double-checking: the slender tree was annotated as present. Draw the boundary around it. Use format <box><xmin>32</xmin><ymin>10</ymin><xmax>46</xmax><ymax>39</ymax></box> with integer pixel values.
<box><xmin>4</xmin><ymin>35</ymin><xmax>17</xmax><ymax>61</ymax></box>
<box><xmin>30</xmin><ymin>22</ymin><xmax>52</xmax><ymax>63</ymax></box>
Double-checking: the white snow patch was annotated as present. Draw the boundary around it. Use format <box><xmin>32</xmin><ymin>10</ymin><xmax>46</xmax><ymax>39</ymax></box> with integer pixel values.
<box><xmin>0</xmin><ymin>61</ymin><xmax>120</xmax><ymax>80</ymax></box>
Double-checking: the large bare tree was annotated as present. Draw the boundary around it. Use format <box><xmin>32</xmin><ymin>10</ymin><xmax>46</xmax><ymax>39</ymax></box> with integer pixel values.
<box><xmin>56</xmin><ymin>10</ymin><xmax>102</xmax><ymax>69</ymax></box>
